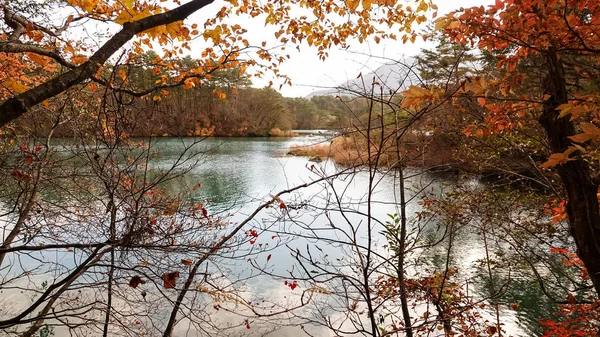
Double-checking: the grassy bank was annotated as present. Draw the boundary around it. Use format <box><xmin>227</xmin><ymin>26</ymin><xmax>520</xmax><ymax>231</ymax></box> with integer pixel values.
<box><xmin>288</xmin><ymin>133</ymin><xmax>463</xmax><ymax>170</ymax></box>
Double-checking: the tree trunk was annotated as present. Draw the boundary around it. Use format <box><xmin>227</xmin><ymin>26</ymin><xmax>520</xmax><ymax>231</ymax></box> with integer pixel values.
<box><xmin>538</xmin><ymin>51</ymin><xmax>600</xmax><ymax>296</ymax></box>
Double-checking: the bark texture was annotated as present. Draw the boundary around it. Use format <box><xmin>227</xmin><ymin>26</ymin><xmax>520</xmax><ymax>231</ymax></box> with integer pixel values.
<box><xmin>538</xmin><ymin>51</ymin><xmax>600</xmax><ymax>296</ymax></box>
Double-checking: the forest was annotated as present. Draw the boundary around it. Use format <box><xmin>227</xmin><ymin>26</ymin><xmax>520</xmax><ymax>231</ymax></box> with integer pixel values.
<box><xmin>0</xmin><ymin>0</ymin><xmax>600</xmax><ymax>337</ymax></box>
<box><xmin>11</xmin><ymin>50</ymin><xmax>356</xmax><ymax>137</ymax></box>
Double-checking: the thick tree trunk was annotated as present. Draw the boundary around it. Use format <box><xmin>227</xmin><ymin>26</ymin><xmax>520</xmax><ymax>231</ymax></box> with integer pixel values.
<box><xmin>538</xmin><ymin>51</ymin><xmax>600</xmax><ymax>296</ymax></box>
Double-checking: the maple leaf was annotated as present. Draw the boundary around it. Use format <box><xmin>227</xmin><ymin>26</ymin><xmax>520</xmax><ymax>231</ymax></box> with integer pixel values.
<box><xmin>115</xmin><ymin>8</ymin><xmax>152</xmax><ymax>25</ymax></box>
<box><xmin>569</xmin><ymin>123</ymin><xmax>600</xmax><ymax>143</ymax></box>
<box><xmin>401</xmin><ymin>85</ymin><xmax>433</xmax><ymax>109</ymax></box>
<box><xmin>203</xmin><ymin>26</ymin><xmax>223</xmax><ymax>44</ymax></box>
<box><xmin>27</xmin><ymin>54</ymin><xmax>47</xmax><ymax>67</ymax></box>
<box><xmin>540</xmin><ymin>147</ymin><xmax>579</xmax><ymax>169</ymax></box>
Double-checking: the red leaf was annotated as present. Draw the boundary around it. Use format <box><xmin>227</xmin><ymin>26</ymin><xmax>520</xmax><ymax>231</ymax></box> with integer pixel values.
<box><xmin>279</xmin><ymin>202</ymin><xmax>286</xmax><ymax>209</ymax></box>
<box><xmin>245</xmin><ymin>319</ymin><xmax>250</xmax><ymax>329</ymax></box>
<box><xmin>129</xmin><ymin>276</ymin><xmax>146</xmax><ymax>288</ymax></box>
<box><xmin>162</xmin><ymin>271</ymin><xmax>180</xmax><ymax>289</ymax></box>
<box><xmin>181</xmin><ymin>259</ymin><xmax>193</xmax><ymax>266</ymax></box>
<box><xmin>201</xmin><ymin>208</ymin><xmax>208</xmax><ymax>217</ymax></box>
<box><xmin>11</xmin><ymin>170</ymin><xmax>32</xmax><ymax>182</ymax></box>
<box><xmin>267</xmin><ymin>254</ymin><xmax>271</xmax><ymax>262</ymax></box>
<box><xmin>284</xmin><ymin>280</ymin><xmax>298</xmax><ymax>290</ymax></box>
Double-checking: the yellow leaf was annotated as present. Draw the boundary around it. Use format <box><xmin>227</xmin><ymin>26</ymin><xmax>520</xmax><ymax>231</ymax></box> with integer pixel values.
<box><xmin>346</xmin><ymin>0</ymin><xmax>360</xmax><ymax>12</ymax></box>
<box><xmin>3</xmin><ymin>80</ymin><xmax>28</xmax><ymax>94</ymax></box>
<box><xmin>68</xmin><ymin>0</ymin><xmax>99</xmax><ymax>13</ymax></box>
<box><xmin>165</xmin><ymin>21</ymin><xmax>183</xmax><ymax>38</ymax></box>
<box><xmin>202</xmin><ymin>26</ymin><xmax>223</xmax><ymax>44</ymax></box>
<box><xmin>123</xmin><ymin>0</ymin><xmax>135</xmax><ymax>9</ymax></box>
<box><xmin>556</xmin><ymin>103</ymin><xmax>572</xmax><ymax>117</ymax></box>
<box><xmin>434</xmin><ymin>18</ymin><xmax>448</xmax><ymax>31</ymax></box>
<box><xmin>416</xmin><ymin>1</ymin><xmax>428</xmax><ymax>12</ymax></box>
<box><xmin>115</xmin><ymin>8</ymin><xmax>151</xmax><ymax>25</ymax></box>
<box><xmin>362</xmin><ymin>0</ymin><xmax>372</xmax><ymax>10</ymax></box>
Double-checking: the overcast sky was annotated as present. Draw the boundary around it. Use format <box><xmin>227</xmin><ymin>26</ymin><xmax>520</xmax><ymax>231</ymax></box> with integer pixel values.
<box><xmin>185</xmin><ymin>0</ymin><xmax>493</xmax><ymax>97</ymax></box>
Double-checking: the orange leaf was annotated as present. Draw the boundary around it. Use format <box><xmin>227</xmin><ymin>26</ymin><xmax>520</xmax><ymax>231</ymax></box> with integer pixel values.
<box><xmin>71</xmin><ymin>54</ymin><xmax>88</xmax><ymax>65</ymax></box>
<box><xmin>28</xmin><ymin>53</ymin><xmax>47</xmax><ymax>67</ymax></box>
<box><xmin>541</xmin><ymin>152</ymin><xmax>572</xmax><ymax>169</ymax></box>
<box><xmin>118</xmin><ymin>69</ymin><xmax>127</xmax><ymax>81</ymax></box>
<box><xmin>569</xmin><ymin>133</ymin><xmax>594</xmax><ymax>143</ymax></box>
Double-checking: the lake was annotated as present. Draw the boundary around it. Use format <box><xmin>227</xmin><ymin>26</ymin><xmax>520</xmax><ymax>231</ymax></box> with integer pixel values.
<box><xmin>0</xmin><ymin>136</ymin><xmax>554</xmax><ymax>337</ymax></box>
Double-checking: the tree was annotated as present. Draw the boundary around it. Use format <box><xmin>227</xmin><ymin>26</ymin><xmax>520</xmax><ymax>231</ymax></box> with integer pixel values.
<box><xmin>416</xmin><ymin>29</ymin><xmax>477</xmax><ymax>88</ymax></box>
<box><xmin>0</xmin><ymin>0</ymin><xmax>432</xmax><ymax>127</ymax></box>
<box><xmin>434</xmin><ymin>0</ymin><xmax>600</xmax><ymax>297</ymax></box>
<box><xmin>0</xmin><ymin>0</ymin><xmax>435</xmax><ymax>336</ymax></box>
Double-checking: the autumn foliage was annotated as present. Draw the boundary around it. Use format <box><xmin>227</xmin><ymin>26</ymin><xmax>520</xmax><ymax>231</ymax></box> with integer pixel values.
<box><xmin>2</xmin><ymin>0</ymin><xmax>600</xmax><ymax>336</ymax></box>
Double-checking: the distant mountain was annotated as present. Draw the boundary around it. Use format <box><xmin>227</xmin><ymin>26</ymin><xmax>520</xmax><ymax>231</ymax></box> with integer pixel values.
<box><xmin>306</xmin><ymin>57</ymin><xmax>418</xmax><ymax>98</ymax></box>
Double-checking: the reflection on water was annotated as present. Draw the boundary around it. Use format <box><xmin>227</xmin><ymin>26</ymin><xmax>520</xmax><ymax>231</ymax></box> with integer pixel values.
<box><xmin>147</xmin><ymin>137</ymin><xmax>550</xmax><ymax>336</ymax></box>
<box><xmin>1</xmin><ymin>136</ymin><xmax>552</xmax><ymax>337</ymax></box>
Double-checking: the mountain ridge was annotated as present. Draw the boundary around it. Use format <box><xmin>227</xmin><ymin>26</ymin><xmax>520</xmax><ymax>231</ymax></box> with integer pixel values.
<box><xmin>305</xmin><ymin>57</ymin><xmax>418</xmax><ymax>98</ymax></box>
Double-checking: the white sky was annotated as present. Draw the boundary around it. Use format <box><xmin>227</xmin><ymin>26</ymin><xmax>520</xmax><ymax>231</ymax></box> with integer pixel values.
<box><xmin>185</xmin><ymin>0</ymin><xmax>493</xmax><ymax>97</ymax></box>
